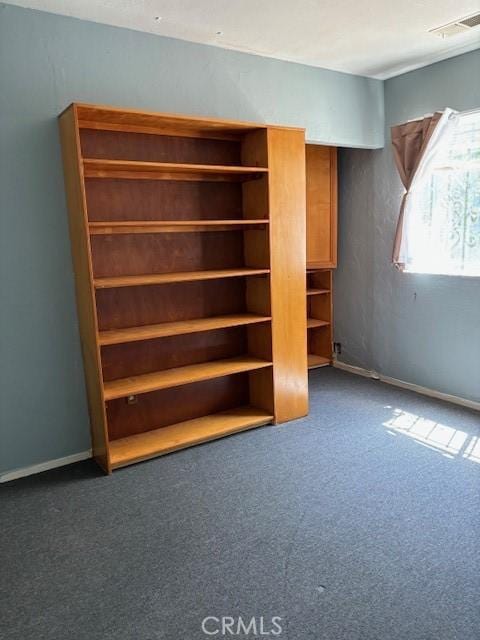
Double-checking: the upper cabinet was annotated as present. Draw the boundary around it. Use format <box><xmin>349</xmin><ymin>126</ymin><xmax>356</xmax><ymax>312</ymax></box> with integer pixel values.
<box><xmin>305</xmin><ymin>145</ymin><xmax>337</xmax><ymax>268</ymax></box>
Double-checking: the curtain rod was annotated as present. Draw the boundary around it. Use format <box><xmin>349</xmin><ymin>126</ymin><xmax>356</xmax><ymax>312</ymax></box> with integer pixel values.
<box><xmin>460</xmin><ymin>106</ymin><xmax>480</xmax><ymax>116</ymax></box>
<box><xmin>392</xmin><ymin>106</ymin><xmax>480</xmax><ymax>128</ymax></box>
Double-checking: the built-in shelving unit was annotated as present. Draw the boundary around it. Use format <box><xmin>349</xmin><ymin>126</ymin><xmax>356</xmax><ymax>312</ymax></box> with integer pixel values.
<box><xmin>59</xmin><ymin>103</ymin><xmax>308</xmax><ymax>473</ymax></box>
<box><xmin>305</xmin><ymin>144</ymin><xmax>337</xmax><ymax>371</ymax></box>
<box><xmin>306</xmin><ymin>269</ymin><xmax>333</xmax><ymax>369</ymax></box>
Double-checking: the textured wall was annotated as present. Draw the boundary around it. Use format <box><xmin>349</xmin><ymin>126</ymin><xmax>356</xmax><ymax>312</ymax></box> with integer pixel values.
<box><xmin>0</xmin><ymin>4</ymin><xmax>383</xmax><ymax>475</ymax></box>
<box><xmin>335</xmin><ymin>49</ymin><xmax>480</xmax><ymax>402</ymax></box>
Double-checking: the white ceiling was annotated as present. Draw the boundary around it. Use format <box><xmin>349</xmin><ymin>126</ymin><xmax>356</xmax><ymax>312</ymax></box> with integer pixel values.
<box><xmin>6</xmin><ymin>0</ymin><xmax>480</xmax><ymax>79</ymax></box>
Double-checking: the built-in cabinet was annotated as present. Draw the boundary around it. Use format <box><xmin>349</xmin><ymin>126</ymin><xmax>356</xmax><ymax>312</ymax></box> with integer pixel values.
<box><xmin>306</xmin><ymin>145</ymin><xmax>337</xmax><ymax>269</ymax></box>
<box><xmin>59</xmin><ymin>103</ymin><xmax>308</xmax><ymax>473</ymax></box>
<box><xmin>305</xmin><ymin>144</ymin><xmax>337</xmax><ymax>369</ymax></box>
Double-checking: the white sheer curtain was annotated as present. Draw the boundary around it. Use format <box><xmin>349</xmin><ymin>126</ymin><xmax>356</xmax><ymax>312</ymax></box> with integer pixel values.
<box><xmin>391</xmin><ymin>108</ymin><xmax>459</xmax><ymax>270</ymax></box>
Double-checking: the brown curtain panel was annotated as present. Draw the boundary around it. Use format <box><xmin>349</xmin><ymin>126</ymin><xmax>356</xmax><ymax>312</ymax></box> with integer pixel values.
<box><xmin>390</xmin><ymin>112</ymin><xmax>443</xmax><ymax>269</ymax></box>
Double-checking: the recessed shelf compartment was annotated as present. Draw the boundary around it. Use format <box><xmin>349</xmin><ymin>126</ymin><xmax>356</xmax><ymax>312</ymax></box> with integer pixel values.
<box><xmin>308</xmin><ymin>354</ymin><xmax>330</xmax><ymax>369</ymax></box>
<box><xmin>89</xmin><ymin>219</ymin><xmax>269</xmax><ymax>234</ymax></box>
<box><xmin>94</xmin><ymin>268</ymin><xmax>270</xmax><ymax>289</ymax></box>
<box><xmin>83</xmin><ymin>158</ymin><xmax>268</xmax><ymax>181</ymax></box>
<box><xmin>306</xmin><ymin>267</ymin><xmax>333</xmax><ymax>369</ymax></box>
<box><xmin>109</xmin><ymin>405</ymin><xmax>274</xmax><ymax>468</ymax></box>
<box><xmin>307</xmin><ymin>318</ymin><xmax>330</xmax><ymax>329</ymax></box>
<box><xmin>99</xmin><ymin>313</ymin><xmax>271</xmax><ymax>346</ymax></box>
<box><xmin>103</xmin><ymin>355</ymin><xmax>272</xmax><ymax>400</ymax></box>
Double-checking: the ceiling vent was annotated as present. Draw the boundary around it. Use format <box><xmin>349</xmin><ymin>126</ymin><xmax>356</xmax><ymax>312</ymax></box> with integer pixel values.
<box><xmin>430</xmin><ymin>12</ymin><xmax>480</xmax><ymax>38</ymax></box>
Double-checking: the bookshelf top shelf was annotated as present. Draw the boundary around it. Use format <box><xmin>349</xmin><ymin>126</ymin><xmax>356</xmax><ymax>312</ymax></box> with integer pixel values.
<box><xmin>70</xmin><ymin>102</ymin><xmax>304</xmax><ymax>141</ymax></box>
<box><xmin>83</xmin><ymin>158</ymin><xmax>268</xmax><ymax>181</ymax></box>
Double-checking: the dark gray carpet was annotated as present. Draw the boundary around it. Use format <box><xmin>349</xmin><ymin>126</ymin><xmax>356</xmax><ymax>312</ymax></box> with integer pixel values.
<box><xmin>1</xmin><ymin>368</ymin><xmax>479</xmax><ymax>640</ymax></box>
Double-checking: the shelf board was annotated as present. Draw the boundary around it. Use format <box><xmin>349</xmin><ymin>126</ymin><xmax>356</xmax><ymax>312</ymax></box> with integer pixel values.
<box><xmin>307</xmin><ymin>288</ymin><xmax>330</xmax><ymax>296</ymax></box>
<box><xmin>307</xmin><ymin>318</ymin><xmax>330</xmax><ymax>329</ymax></box>
<box><xmin>109</xmin><ymin>405</ymin><xmax>274</xmax><ymax>468</ymax></box>
<box><xmin>89</xmin><ymin>219</ymin><xmax>269</xmax><ymax>234</ymax></box>
<box><xmin>83</xmin><ymin>158</ymin><xmax>268</xmax><ymax>181</ymax></box>
<box><xmin>99</xmin><ymin>314</ymin><xmax>271</xmax><ymax>346</ymax></box>
<box><xmin>103</xmin><ymin>356</ymin><xmax>272</xmax><ymax>401</ymax></box>
<box><xmin>94</xmin><ymin>268</ymin><xmax>270</xmax><ymax>289</ymax></box>
<box><xmin>306</xmin><ymin>263</ymin><xmax>329</xmax><ymax>271</ymax></box>
<box><xmin>308</xmin><ymin>354</ymin><xmax>331</xmax><ymax>369</ymax></box>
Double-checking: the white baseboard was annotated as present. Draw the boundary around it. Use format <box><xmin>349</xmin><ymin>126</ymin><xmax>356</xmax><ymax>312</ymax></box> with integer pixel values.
<box><xmin>333</xmin><ymin>360</ymin><xmax>480</xmax><ymax>412</ymax></box>
<box><xmin>0</xmin><ymin>450</ymin><xmax>92</xmax><ymax>483</ymax></box>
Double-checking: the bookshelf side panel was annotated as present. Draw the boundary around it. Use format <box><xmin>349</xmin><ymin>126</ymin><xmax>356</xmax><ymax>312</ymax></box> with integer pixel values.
<box><xmin>59</xmin><ymin>106</ymin><xmax>110</xmax><ymax>473</ymax></box>
<box><xmin>268</xmin><ymin>128</ymin><xmax>308</xmax><ymax>422</ymax></box>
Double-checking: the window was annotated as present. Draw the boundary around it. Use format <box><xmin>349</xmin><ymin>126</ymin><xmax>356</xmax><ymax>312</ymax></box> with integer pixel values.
<box><xmin>405</xmin><ymin>110</ymin><xmax>480</xmax><ymax>276</ymax></box>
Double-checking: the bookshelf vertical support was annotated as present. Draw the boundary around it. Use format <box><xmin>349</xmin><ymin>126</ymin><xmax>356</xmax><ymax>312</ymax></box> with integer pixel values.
<box><xmin>59</xmin><ymin>105</ymin><xmax>111</xmax><ymax>472</ymax></box>
<box><xmin>268</xmin><ymin>128</ymin><xmax>309</xmax><ymax>422</ymax></box>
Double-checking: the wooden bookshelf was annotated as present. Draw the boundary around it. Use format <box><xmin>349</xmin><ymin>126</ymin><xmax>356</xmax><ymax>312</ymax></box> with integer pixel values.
<box><xmin>59</xmin><ymin>103</ymin><xmax>308</xmax><ymax>473</ymax></box>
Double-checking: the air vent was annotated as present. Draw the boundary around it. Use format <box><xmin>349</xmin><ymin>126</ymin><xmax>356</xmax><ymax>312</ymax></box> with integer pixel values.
<box><xmin>430</xmin><ymin>12</ymin><xmax>480</xmax><ymax>38</ymax></box>
<box><xmin>459</xmin><ymin>13</ymin><xmax>480</xmax><ymax>28</ymax></box>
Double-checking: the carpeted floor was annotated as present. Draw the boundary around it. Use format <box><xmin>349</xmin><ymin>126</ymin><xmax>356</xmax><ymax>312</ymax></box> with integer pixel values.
<box><xmin>1</xmin><ymin>368</ymin><xmax>479</xmax><ymax>640</ymax></box>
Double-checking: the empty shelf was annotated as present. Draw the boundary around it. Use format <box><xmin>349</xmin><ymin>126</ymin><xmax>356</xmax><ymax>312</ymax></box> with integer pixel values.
<box><xmin>83</xmin><ymin>158</ymin><xmax>268</xmax><ymax>181</ymax></box>
<box><xmin>103</xmin><ymin>356</ymin><xmax>272</xmax><ymax>401</ymax></box>
<box><xmin>307</xmin><ymin>288</ymin><xmax>330</xmax><ymax>296</ymax></box>
<box><xmin>308</xmin><ymin>354</ymin><xmax>331</xmax><ymax>369</ymax></box>
<box><xmin>109</xmin><ymin>406</ymin><xmax>274</xmax><ymax>468</ymax></box>
<box><xmin>94</xmin><ymin>268</ymin><xmax>270</xmax><ymax>289</ymax></box>
<box><xmin>89</xmin><ymin>219</ymin><xmax>269</xmax><ymax>234</ymax></box>
<box><xmin>99</xmin><ymin>314</ymin><xmax>271</xmax><ymax>346</ymax></box>
<box><xmin>307</xmin><ymin>318</ymin><xmax>330</xmax><ymax>329</ymax></box>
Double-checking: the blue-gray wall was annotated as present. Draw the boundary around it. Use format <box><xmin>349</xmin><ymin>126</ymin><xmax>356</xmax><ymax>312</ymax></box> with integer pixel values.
<box><xmin>0</xmin><ymin>4</ymin><xmax>383</xmax><ymax>476</ymax></box>
<box><xmin>335</xmin><ymin>49</ymin><xmax>480</xmax><ymax>403</ymax></box>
